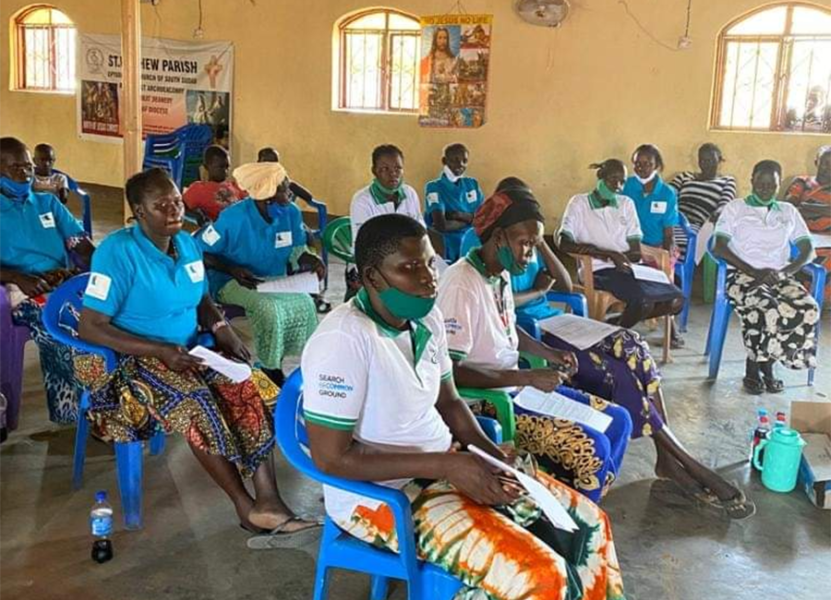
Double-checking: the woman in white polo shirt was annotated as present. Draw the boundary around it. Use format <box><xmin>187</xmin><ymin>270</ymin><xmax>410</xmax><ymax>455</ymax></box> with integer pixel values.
<box><xmin>302</xmin><ymin>214</ymin><xmax>626</xmax><ymax>600</ymax></box>
<box><xmin>344</xmin><ymin>144</ymin><xmax>424</xmax><ymax>299</ymax></box>
<box><xmin>443</xmin><ymin>183</ymin><xmax>755</xmax><ymax>519</ymax></box>
<box><xmin>713</xmin><ymin>160</ymin><xmax>819</xmax><ymax>394</ymax></box>
<box><xmin>559</xmin><ymin>158</ymin><xmax>684</xmax><ymax>331</ymax></box>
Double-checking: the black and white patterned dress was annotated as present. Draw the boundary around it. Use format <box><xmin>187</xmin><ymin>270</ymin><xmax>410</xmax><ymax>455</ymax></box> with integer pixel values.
<box><xmin>669</xmin><ymin>172</ymin><xmax>737</xmax><ymax>255</ymax></box>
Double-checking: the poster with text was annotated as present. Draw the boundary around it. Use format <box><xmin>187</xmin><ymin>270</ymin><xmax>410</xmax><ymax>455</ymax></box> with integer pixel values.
<box><xmin>419</xmin><ymin>14</ymin><xmax>492</xmax><ymax>128</ymax></box>
<box><xmin>77</xmin><ymin>34</ymin><xmax>233</xmax><ymax>142</ymax></box>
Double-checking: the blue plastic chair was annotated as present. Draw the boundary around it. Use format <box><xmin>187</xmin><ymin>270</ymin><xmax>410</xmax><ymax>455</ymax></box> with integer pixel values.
<box><xmin>460</xmin><ymin>229</ymin><xmax>589</xmax><ymax>340</ymax></box>
<box><xmin>275</xmin><ymin>368</ymin><xmax>502</xmax><ymax>600</ymax></box>
<box><xmin>53</xmin><ymin>169</ymin><xmax>93</xmax><ymax>238</ymax></box>
<box><xmin>674</xmin><ymin>213</ymin><xmax>698</xmax><ymax>332</ymax></box>
<box><xmin>704</xmin><ymin>239</ymin><xmax>825</xmax><ymax>385</ymax></box>
<box><xmin>143</xmin><ymin>124</ymin><xmax>212</xmax><ymax>190</ymax></box>
<box><xmin>42</xmin><ymin>274</ymin><xmax>167</xmax><ymax>530</ymax></box>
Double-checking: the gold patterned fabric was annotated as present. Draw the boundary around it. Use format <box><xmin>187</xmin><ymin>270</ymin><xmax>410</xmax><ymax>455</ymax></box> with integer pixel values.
<box><xmin>74</xmin><ymin>354</ymin><xmax>278</xmax><ymax>477</ymax></box>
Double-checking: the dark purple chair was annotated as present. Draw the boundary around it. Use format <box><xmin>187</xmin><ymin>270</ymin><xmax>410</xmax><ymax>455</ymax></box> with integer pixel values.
<box><xmin>0</xmin><ymin>285</ymin><xmax>31</xmax><ymax>431</ymax></box>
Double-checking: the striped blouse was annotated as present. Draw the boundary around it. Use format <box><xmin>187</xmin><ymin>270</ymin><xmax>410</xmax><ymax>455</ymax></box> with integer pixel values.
<box><xmin>669</xmin><ymin>172</ymin><xmax>737</xmax><ymax>253</ymax></box>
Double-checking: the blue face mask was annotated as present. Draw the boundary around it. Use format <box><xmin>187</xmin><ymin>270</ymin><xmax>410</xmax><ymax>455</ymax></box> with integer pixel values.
<box><xmin>0</xmin><ymin>176</ymin><xmax>32</xmax><ymax>201</ymax></box>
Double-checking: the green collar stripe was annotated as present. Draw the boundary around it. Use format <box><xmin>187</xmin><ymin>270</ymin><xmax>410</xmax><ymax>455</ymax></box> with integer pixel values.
<box><xmin>355</xmin><ymin>287</ymin><xmax>433</xmax><ymax>367</ymax></box>
<box><xmin>588</xmin><ymin>190</ymin><xmax>618</xmax><ymax>209</ymax></box>
<box><xmin>464</xmin><ymin>248</ymin><xmax>501</xmax><ymax>284</ymax></box>
<box><xmin>745</xmin><ymin>194</ymin><xmax>781</xmax><ymax>211</ymax></box>
<box><xmin>303</xmin><ymin>410</ymin><xmax>356</xmax><ymax>431</ymax></box>
<box><xmin>441</xmin><ymin>370</ymin><xmax>454</xmax><ymax>381</ymax></box>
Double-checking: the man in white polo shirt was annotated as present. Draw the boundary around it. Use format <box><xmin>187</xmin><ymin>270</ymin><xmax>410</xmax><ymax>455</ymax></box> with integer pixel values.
<box><xmin>301</xmin><ymin>213</ymin><xmax>626</xmax><ymax>600</ymax></box>
<box><xmin>713</xmin><ymin>159</ymin><xmax>818</xmax><ymax>395</ymax></box>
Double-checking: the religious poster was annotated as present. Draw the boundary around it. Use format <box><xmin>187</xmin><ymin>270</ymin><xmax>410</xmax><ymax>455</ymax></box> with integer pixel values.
<box><xmin>418</xmin><ymin>14</ymin><xmax>492</xmax><ymax>128</ymax></box>
<box><xmin>77</xmin><ymin>34</ymin><xmax>234</xmax><ymax>142</ymax></box>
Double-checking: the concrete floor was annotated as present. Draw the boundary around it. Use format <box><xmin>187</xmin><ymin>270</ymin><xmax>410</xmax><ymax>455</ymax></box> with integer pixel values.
<box><xmin>1</xmin><ymin>185</ymin><xmax>829</xmax><ymax>600</ymax></box>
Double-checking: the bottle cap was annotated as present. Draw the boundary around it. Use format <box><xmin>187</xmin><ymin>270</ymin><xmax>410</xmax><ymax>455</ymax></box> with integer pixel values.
<box><xmin>757</xmin><ymin>408</ymin><xmax>769</xmax><ymax>416</ymax></box>
<box><xmin>95</xmin><ymin>490</ymin><xmax>107</xmax><ymax>502</ymax></box>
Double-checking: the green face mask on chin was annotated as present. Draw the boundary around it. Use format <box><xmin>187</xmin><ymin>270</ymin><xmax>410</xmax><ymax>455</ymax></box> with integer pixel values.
<box><xmin>377</xmin><ymin>277</ymin><xmax>436</xmax><ymax>320</ymax></box>
<box><xmin>497</xmin><ymin>242</ymin><xmax>527</xmax><ymax>276</ymax></box>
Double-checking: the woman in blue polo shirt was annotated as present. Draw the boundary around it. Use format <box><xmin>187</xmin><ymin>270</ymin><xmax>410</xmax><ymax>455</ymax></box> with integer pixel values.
<box><xmin>622</xmin><ymin>144</ymin><xmax>684</xmax><ymax>346</ymax></box>
<box><xmin>0</xmin><ymin>137</ymin><xmax>93</xmax><ymax>424</ymax></box>
<box><xmin>76</xmin><ymin>168</ymin><xmax>317</xmax><ymax>536</ymax></box>
<box><xmin>197</xmin><ymin>162</ymin><xmax>324</xmax><ymax>386</ymax></box>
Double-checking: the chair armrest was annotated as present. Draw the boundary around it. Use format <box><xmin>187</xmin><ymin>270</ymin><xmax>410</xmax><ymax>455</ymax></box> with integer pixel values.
<box><xmin>802</xmin><ymin>263</ymin><xmax>827</xmax><ymax>305</ymax></box>
<box><xmin>474</xmin><ymin>416</ymin><xmax>502</xmax><ymax>444</ymax></box>
<box><xmin>545</xmin><ymin>291</ymin><xmax>588</xmax><ymax>317</ymax></box>
<box><xmin>571</xmin><ymin>254</ymin><xmax>595</xmax><ymax>292</ymax></box>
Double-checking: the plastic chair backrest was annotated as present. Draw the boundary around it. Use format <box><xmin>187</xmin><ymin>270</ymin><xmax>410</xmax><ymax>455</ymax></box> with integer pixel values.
<box><xmin>460</xmin><ymin>229</ymin><xmax>481</xmax><ymax>256</ymax></box>
<box><xmin>42</xmin><ymin>274</ymin><xmax>118</xmax><ymax>372</ymax></box>
<box><xmin>52</xmin><ymin>169</ymin><xmax>93</xmax><ymax>237</ymax></box>
<box><xmin>322</xmin><ymin>216</ymin><xmax>354</xmax><ymax>263</ymax></box>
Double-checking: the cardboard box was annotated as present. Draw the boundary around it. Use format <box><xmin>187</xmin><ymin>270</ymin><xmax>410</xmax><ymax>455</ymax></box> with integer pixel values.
<box><xmin>791</xmin><ymin>401</ymin><xmax>831</xmax><ymax>509</ymax></box>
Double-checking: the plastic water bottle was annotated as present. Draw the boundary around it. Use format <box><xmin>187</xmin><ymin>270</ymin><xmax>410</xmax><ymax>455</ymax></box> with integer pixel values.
<box><xmin>750</xmin><ymin>409</ymin><xmax>771</xmax><ymax>467</ymax></box>
<box><xmin>774</xmin><ymin>411</ymin><xmax>787</xmax><ymax>430</ymax></box>
<box><xmin>90</xmin><ymin>491</ymin><xmax>114</xmax><ymax>563</ymax></box>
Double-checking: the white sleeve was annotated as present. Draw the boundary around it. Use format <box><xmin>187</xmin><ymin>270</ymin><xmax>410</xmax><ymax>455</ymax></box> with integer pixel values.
<box><xmin>437</xmin><ymin>282</ymin><xmax>477</xmax><ymax>361</ymax></box>
<box><xmin>431</xmin><ymin>310</ymin><xmax>454</xmax><ymax>379</ymax></box>
<box><xmin>622</xmin><ymin>199</ymin><xmax>643</xmax><ymax>240</ymax></box>
<box><xmin>301</xmin><ymin>330</ymin><xmax>368</xmax><ymax>431</ymax></box>
<box><xmin>558</xmin><ymin>196</ymin><xmax>583</xmax><ymax>241</ymax></box>
<box><xmin>714</xmin><ymin>201</ymin><xmax>738</xmax><ymax>240</ymax></box>
<box><xmin>350</xmin><ymin>191</ymin><xmax>374</xmax><ymax>246</ymax></box>
<box><xmin>788</xmin><ymin>205</ymin><xmax>812</xmax><ymax>244</ymax></box>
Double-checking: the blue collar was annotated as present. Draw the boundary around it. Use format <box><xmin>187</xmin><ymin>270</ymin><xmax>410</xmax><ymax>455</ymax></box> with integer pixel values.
<box><xmin>0</xmin><ymin>190</ymin><xmax>35</xmax><ymax>208</ymax></box>
<box><xmin>131</xmin><ymin>224</ymin><xmax>185</xmax><ymax>265</ymax></box>
<box><xmin>632</xmin><ymin>175</ymin><xmax>666</xmax><ymax>199</ymax></box>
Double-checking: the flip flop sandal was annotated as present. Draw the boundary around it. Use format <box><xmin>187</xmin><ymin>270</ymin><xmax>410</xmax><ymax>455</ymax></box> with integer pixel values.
<box><xmin>717</xmin><ymin>490</ymin><xmax>757</xmax><ymax>520</ymax></box>
<box><xmin>670</xmin><ymin>336</ymin><xmax>686</xmax><ymax>350</ymax></box>
<box><xmin>742</xmin><ymin>377</ymin><xmax>765</xmax><ymax>395</ymax></box>
<box><xmin>314</xmin><ymin>297</ymin><xmax>332</xmax><ymax>314</ymax></box>
<box><xmin>762</xmin><ymin>376</ymin><xmax>785</xmax><ymax>394</ymax></box>
<box><xmin>245</xmin><ymin>517</ymin><xmax>323</xmax><ymax>550</ymax></box>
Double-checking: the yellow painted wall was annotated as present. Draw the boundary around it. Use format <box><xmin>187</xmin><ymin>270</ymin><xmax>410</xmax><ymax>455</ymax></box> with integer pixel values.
<box><xmin>1</xmin><ymin>0</ymin><xmax>828</xmax><ymax>223</ymax></box>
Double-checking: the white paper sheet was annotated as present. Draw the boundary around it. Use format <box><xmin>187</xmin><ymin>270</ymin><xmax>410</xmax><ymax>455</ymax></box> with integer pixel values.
<box><xmin>188</xmin><ymin>346</ymin><xmax>252</xmax><ymax>383</ymax></box>
<box><xmin>813</xmin><ymin>233</ymin><xmax>831</xmax><ymax>250</ymax></box>
<box><xmin>630</xmin><ymin>264</ymin><xmax>671</xmax><ymax>284</ymax></box>
<box><xmin>514</xmin><ymin>387</ymin><xmax>613</xmax><ymax>433</ymax></box>
<box><xmin>257</xmin><ymin>272</ymin><xmax>321</xmax><ymax>295</ymax></box>
<box><xmin>468</xmin><ymin>445</ymin><xmax>578</xmax><ymax>532</ymax></box>
<box><xmin>537</xmin><ymin>314</ymin><xmax>621</xmax><ymax>350</ymax></box>
<box><xmin>695</xmin><ymin>221</ymin><xmax>715</xmax><ymax>265</ymax></box>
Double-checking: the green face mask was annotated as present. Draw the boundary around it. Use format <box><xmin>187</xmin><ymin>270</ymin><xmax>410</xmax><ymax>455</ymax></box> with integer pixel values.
<box><xmin>497</xmin><ymin>241</ymin><xmax>527</xmax><ymax>276</ymax></box>
<box><xmin>377</xmin><ymin>278</ymin><xmax>435</xmax><ymax>320</ymax></box>
<box><xmin>596</xmin><ymin>179</ymin><xmax>618</xmax><ymax>202</ymax></box>
<box><xmin>749</xmin><ymin>192</ymin><xmax>775</xmax><ymax>206</ymax></box>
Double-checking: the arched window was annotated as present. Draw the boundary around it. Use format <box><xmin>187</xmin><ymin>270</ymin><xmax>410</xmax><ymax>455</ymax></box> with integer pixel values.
<box><xmin>712</xmin><ymin>2</ymin><xmax>831</xmax><ymax>133</ymax></box>
<box><xmin>13</xmin><ymin>5</ymin><xmax>76</xmax><ymax>92</ymax></box>
<box><xmin>334</xmin><ymin>8</ymin><xmax>420</xmax><ymax>113</ymax></box>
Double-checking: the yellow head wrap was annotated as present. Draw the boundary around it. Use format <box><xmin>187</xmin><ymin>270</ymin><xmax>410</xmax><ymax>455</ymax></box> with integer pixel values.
<box><xmin>233</xmin><ymin>162</ymin><xmax>288</xmax><ymax>200</ymax></box>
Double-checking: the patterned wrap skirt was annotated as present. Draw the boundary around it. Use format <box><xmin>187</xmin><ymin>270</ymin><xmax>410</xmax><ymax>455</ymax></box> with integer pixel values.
<box><xmin>336</xmin><ymin>472</ymin><xmax>626</xmax><ymax>600</ymax></box>
<box><xmin>74</xmin><ymin>354</ymin><xmax>278</xmax><ymax>477</ymax></box>
<box><xmin>543</xmin><ymin>329</ymin><xmax>666</xmax><ymax>440</ymax></box>
<box><xmin>11</xmin><ymin>298</ymin><xmax>80</xmax><ymax>424</ymax></box>
<box><xmin>217</xmin><ymin>280</ymin><xmax>318</xmax><ymax>371</ymax></box>
<box><xmin>725</xmin><ymin>271</ymin><xmax>820</xmax><ymax>369</ymax></box>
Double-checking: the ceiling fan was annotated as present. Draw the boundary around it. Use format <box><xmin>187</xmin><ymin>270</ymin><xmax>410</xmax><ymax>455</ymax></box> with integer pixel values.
<box><xmin>514</xmin><ymin>0</ymin><xmax>572</xmax><ymax>28</ymax></box>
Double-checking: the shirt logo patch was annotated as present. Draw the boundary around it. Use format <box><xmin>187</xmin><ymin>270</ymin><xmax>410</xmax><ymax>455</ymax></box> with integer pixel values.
<box><xmin>445</xmin><ymin>318</ymin><xmax>463</xmax><ymax>335</ymax></box>
<box><xmin>85</xmin><ymin>273</ymin><xmax>112</xmax><ymax>301</ymax></box>
<box><xmin>184</xmin><ymin>261</ymin><xmax>205</xmax><ymax>283</ymax></box>
<box><xmin>275</xmin><ymin>231</ymin><xmax>293</xmax><ymax>248</ymax></box>
<box><xmin>466</xmin><ymin>190</ymin><xmax>478</xmax><ymax>203</ymax></box>
<box><xmin>650</xmin><ymin>201</ymin><xmax>667</xmax><ymax>214</ymax></box>
<box><xmin>201</xmin><ymin>225</ymin><xmax>221</xmax><ymax>246</ymax></box>
<box><xmin>39</xmin><ymin>212</ymin><xmax>56</xmax><ymax>228</ymax></box>
<box><xmin>317</xmin><ymin>374</ymin><xmax>354</xmax><ymax>399</ymax></box>
<box><xmin>426</xmin><ymin>192</ymin><xmax>440</xmax><ymax>206</ymax></box>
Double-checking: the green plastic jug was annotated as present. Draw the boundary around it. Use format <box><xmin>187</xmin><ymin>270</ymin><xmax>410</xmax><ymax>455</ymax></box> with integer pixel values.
<box><xmin>752</xmin><ymin>427</ymin><xmax>806</xmax><ymax>493</ymax></box>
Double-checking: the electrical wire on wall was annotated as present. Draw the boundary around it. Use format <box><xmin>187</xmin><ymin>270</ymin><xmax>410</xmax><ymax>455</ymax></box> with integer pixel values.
<box><xmin>617</xmin><ymin>0</ymin><xmax>693</xmax><ymax>52</ymax></box>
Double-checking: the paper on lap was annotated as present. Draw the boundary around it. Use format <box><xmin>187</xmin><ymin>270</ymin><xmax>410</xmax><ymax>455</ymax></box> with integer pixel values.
<box><xmin>812</xmin><ymin>233</ymin><xmax>831</xmax><ymax>249</ymax></box>
<box><xmin>188</xmin><ymin>346</ymin><xmax>252</xmax><ymax>383</ymax></box>
<box><xmin>538</xmin><ymin>313</ymin><xmax>621</xmax><ymax>350</ymax></box>
<box><xmin>695</xmin><ymin>221</ymin><xmax>715</xmax><ymax>265</ymax></box>
<box><xmin>256</xmin><ymin>272</ymin><xmax>321</xmax><ymax>294</ymax></box>
<box><xmin>468</xmin><ymin>445</ymin><xmax>579</xmax><ymax>532</ymax></box>
<box><xmin>514</xmin><ymin>387</ymin><xmax>613</xmax><ymax>433</ymax></box>
<box><xmin>630</xmin><ymin>264</ymin><xmax>671</xmax><ymax>284</ymax></box>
